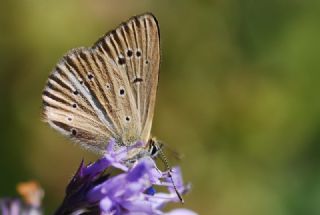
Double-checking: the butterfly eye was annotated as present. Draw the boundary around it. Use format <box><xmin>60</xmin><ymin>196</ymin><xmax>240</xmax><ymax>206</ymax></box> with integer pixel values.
<box><xmin>149</xmin><ymin>143</ymin><xmax>159</xmax><ymax>157</ymax></box>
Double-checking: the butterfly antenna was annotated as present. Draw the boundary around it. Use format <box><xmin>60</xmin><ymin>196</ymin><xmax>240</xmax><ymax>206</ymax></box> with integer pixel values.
<box><xmin>158</xmin><ymin>149</ymin><xmax>184</xmax><ymax>203</ymax></box>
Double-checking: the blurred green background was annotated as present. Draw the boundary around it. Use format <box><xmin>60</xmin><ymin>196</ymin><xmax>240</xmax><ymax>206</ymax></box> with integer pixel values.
<box><xmin>1</xmin><ymin>0</ymin><xmax>320</xmax><ymax>214</ymax></box>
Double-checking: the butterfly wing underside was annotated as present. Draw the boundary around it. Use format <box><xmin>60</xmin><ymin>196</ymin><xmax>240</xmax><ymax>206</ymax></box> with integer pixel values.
<box><xmin>42</xmin><ymin>13</ymin><xmax>160</xmax><ymax>153</ymax></box>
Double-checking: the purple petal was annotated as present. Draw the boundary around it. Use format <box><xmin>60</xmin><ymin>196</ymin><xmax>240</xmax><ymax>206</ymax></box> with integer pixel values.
<box><xmin>83</xmin><ymin>157</ymin><xmax>111</xmax><ymax>177</ymax></box>
<box><xmin>88</xmin><ymin>174</ymin><xmax>126</xmax><ymax>202</ymax></box>
<box><xmin>121</xmin><ymin>199</ymin><xmax>158</xmax><ymax>214</ymax></box>
<box><xmin>0</xmin><ymin>199</ymin><xmax>40</xmax><ymax>215</ymax></box>
<box><xmin>107</xmin><ymin>138</ymin><xmax>117</xmax><ymax>153</ymax></box>
<box><xmin>104</xmin><ymin>154</ymin><xmax>128</xmax><ymax>172</ymax></box>
<box><xmin>170</xmin><ymin>167</ymin><xmax>183</xmax><ymax>188</ymax></box>
<box><xmin>147</xmin><ymin>192</ymin><xmax>179</xmax><ymax>209</ymax></box>
<box><xmin>100</xmin><ymin>197</ymin><xmax>113</xmax><ymax>212</ymax></box>
<box><xmin>55</xmin><ymin>140</ymin><xmax>196</xmax><ymax>214</ymax></box>
<box><xmin>126</xmin><ymin>159</ymin><xmax>153</xmax><ymax>182</ymax></box>
<box><xmin>165</xmin><ymin>208</ymin><xmax>198</xmax><ymax>215</ymax></box>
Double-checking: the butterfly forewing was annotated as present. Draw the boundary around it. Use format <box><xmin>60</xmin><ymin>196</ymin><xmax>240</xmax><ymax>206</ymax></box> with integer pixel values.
<box><xmin>42</xmin><ymin>13</ymin><xmax>160</xmax><ymax>153</ymax></box>
<box><xmin>93</xmin><ymin>13</ymin><xmax>160</xmax><ymax>143</ymax></box>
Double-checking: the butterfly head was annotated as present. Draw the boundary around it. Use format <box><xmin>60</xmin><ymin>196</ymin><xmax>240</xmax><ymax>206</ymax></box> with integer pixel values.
<box><xmin>147</xmin><ymin>138</ymin><xmax>163</xmax><ymax>158</ymax></box>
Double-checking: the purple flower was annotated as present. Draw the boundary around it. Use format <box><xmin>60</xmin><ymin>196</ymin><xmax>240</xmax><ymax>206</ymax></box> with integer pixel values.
<box><xmin>1</xmin><ymin>199</ymin><xmax>22</xmax><ymax>215</ymax></box>
<box><xmin>55</xmin><ymin>139</ymin><xmax>197</xmax><ymax>215</ymax></box>
<box><xmin>0</xmin><ymin>181</ymin><xmax>43</xmax><ymax>215</ymax></box>
<box><xmin>0</xmin><ymin>198</ymin><xmax>42</xmax><ymax>215</ymax></box>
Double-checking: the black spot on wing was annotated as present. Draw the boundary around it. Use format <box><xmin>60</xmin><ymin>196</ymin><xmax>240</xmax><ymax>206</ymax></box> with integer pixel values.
<box><xmin>118</xmin><ymin>57</ymin><xmax>126</xmax><ymax>65</ymax></box>
<box><xmin>119</xmin><ymin>88</ymin><xmax>125</xmax><ymax>96</ymax></box>
<box><xmin>87</xmin><ymin>73</ymin><xmax>94</xmax><ymax>80</ymax></box>
<box><xmin>127</xmin><ymin>49</ymin><xmax>133</xmax><ymax>57</ymax></box>
<box><xmin>133</xmin><ymin>78</ymin><xmax>143</xmax><ymax>83</ymax></box>
<box><xmin>71</xmin><ymin>128</ymin><xmax>77</xmax><ymax>136</ymax></box>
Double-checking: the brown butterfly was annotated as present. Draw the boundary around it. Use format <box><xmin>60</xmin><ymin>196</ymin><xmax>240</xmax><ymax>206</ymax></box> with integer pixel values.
<box><xmin>42</xmin><ymin>13</ymin><xmax>161</xmax><ymax>160</ymax></box>
<box><xmin>42</xmin><ymin>13</ymin><xmax>184</xmax><ymax>202</ymax></box>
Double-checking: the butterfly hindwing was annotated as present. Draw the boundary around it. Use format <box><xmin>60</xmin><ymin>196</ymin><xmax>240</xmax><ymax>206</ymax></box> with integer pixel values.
<box><xmin>42</xmin><ymin>50</ymin><xmax>115</xmax><ymax>152</ymax></box>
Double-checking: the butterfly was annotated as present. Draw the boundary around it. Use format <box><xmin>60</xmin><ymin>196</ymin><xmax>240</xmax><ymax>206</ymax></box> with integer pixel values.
<box><xmin>42</xmin><ymin>13</ymin><xmax>162</xmax><ymax>162</ymax></box>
